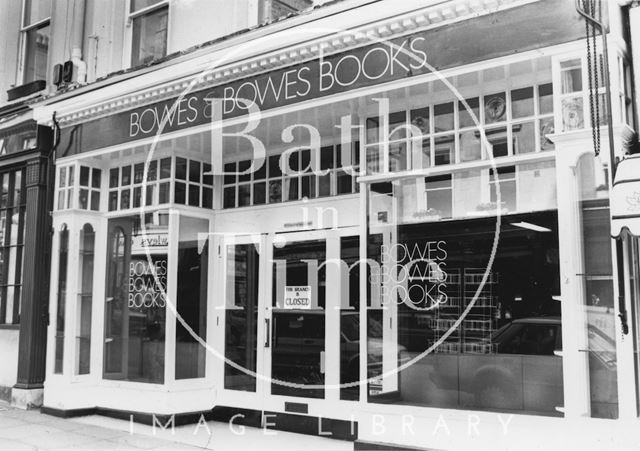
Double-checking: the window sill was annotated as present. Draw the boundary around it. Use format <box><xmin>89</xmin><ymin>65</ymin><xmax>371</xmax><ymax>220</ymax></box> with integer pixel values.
<box><xmin>0</xmin><ymin>324</ymin><xmax>20</xmax><ymax>330</ymax></box>
<box><xmin>7</xmin><ymin>80</ymin><xmax>46</xmax><ymax>102</ymax></box>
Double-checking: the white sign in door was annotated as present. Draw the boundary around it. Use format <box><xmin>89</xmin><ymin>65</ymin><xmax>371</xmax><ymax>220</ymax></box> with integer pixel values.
<box><xmin>283</xmin><ymin>286</ymin><xmax>312</xmax><ymax>309</ymax></box>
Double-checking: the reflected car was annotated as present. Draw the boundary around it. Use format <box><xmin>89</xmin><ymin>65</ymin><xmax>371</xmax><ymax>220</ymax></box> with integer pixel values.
<box><xmin>426</xmin><ymin>317</ymin><xmax>617</xmax><ymax>414</ymax></box>
<box><xmin>271</xmin><ymin>311</ymin><xmax>408</xmax><ymax>390</ymax></box>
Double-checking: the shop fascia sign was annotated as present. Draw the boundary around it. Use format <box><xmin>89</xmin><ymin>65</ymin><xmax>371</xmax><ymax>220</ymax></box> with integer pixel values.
<box><xmin>127</xmin><ymin>34</ymin><xmax>428</xmax><ymax>137</ymax></box>
<box><xmin>57</xmin><ymin>0</ymin><xmax>586</xmax><ymax>155</ymax></box>
<box><xmin>59</xmin><ymin>32</ymin><xmax>430</xmax><ymax>154</ymax></box>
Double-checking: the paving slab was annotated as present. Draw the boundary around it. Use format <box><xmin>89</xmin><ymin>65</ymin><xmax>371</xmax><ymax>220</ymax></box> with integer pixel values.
<box><xmin>0</xmin><ymin>401</ymin><xmax>354</xmax><ymax>450</ymax></box>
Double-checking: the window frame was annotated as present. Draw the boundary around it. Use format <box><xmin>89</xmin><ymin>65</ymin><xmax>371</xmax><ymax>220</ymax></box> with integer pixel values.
<box><xmin>18</xmin><ymin>0</ymin><xmax>51</xmax><ymax>85</ymax></box>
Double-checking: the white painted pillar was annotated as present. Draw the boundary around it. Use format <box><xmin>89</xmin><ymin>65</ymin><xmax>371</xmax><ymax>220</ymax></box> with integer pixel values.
<box><xmin>325</xmin><ymin>230</ymin><xmax>341</xmax><ymax>401</ymax></box>
<box><xmin>164</xmin><ymin>210</ymin><xmax>179</xmax><ymax>389</ymax></box>
<box><xmin>552</xmin><ymin>139</ymin><xmax>592</xmax><ymax>418</ymax></box>
<box><xmin>90</xmin><ymin>216</ymin><xmax>108</xmax><ymax>385</ymax></box>
<box><xmin>64</xmin><ymin>219</ymin><xmax>80</xmax><ymax>380</ymax></box>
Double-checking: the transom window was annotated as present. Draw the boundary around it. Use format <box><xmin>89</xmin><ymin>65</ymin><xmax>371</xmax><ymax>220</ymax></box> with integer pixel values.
<box><xmin>108</xmin><ymin>157</ymin><xmax>213</xmax><ymax>211</ymax></box>
<box><xmin>56</xmin><ymin>165</ymin><xmax>102</xmax><ymax>211</ymax></box>
<box><xmin>559</xmin><ymin>55</ymin><xmax>607</xmax><ymax>132</ymax></box>
<box><xmin>223</xmin><ymin>144</ymin><xmax>360</xmax><ymax>209</ymax></box>
<box><xmin>365</xmin><ymin>58</ymin><xmax>555</xmax><ymax>175</ymax></box>
<box><xmin>129</xmin><ymin>0</ymin><xmax>169</xmax><ymax>67</ymax></box>
<box><xmin>21</xmin><ymin>0</ymin><xmax>51</xmax><ymax>84</ymax></box>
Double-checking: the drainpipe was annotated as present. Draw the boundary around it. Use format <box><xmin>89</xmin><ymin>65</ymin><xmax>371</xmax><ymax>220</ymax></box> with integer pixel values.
<box><xmin>628</xmin><ymin>2</ymin><xmax>640</xmax><ymax>132</ymax></box>
<box><xmin>71</xmin><ymin>0</ymin><xmax>87</xmax><ymax>84</ymax></box>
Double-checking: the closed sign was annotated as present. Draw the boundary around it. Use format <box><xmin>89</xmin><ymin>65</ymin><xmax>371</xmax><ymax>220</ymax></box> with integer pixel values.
<box><xmin>284</xmin><ymin>286</ymin><xmax>311</xmax><ymax>309</ymax></box>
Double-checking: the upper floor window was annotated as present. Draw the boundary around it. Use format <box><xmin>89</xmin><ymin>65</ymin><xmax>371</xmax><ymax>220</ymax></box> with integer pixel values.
<box><xmin>21</xmin><ymin>0</ymin><xmax>51</xmax><ymax>84</ymax></box>
<box><xmin>261</xmin><ymin>0</ymin><xmax>313</xmax><ymax>22</ymax></box>
<box><xmin>130</xmin><ymin>0</ymin><xmax>168</xmax><ymax>66</ymax></box>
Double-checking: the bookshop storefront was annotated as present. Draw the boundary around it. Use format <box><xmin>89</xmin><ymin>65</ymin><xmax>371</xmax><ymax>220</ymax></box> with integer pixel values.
<box><xmin>38</xmin><ymin>3</ymin><xmax>632</xmax><ymax>447</ymax></box>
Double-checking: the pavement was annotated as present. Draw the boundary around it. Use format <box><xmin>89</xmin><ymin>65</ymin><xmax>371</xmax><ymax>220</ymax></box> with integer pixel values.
<box><xmin>0</xmin><ymin>401</ymin><xmax>353</xmax><ymax>451</ymax></box>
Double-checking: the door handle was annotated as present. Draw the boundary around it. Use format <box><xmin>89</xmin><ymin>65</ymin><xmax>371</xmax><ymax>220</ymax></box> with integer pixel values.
<box><xmin>264</xmin><ymin>318</ymin><xmax>270</xmax><ymax>348</ymax></box>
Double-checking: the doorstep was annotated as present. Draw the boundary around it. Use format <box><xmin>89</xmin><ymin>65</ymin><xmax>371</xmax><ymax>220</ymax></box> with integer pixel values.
<box><xmin>355</xmin><ymin>441</ymin><xmax>442</xmax><ymax>450</ymax></box>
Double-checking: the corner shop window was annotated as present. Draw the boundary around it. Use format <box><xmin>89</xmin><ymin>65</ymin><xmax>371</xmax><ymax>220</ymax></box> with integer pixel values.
<box><xmin>559</xmin><ymin>56</ymin><xmax>607</xmax><ymax>132</ymax></box>
<box><xmin>21</xmin><ymin>0</ymin><xmax>51</xmax><ymax>83</ymax></box>
<box><xmin>130</xmin><ymin>1</ymin><xmax>168</xmax><ymax>67</ymax></box>
<box><xmin>367</xmin><ymin>178</ymin><xmax>563</xmax><ymax>415</ymax></box>
<box><xmin>54</xmin><ymin>224</ymin><xmax>69</xmax><ymax>374</ymax></box>
<box><xmin>56</xmin><ymin>165</ymin><xmax>101</xmax><ymax>211</ymax></box>
<box><xmin>76</xmin><ymin>224</ymin><xmax>95</xmax><ymax>375</ymax></box>
<box><xmin>175</xmin><ymin>216</ymin><xmax>208</xmax><ymax>379</ymax></box>
<box><xmin>0</xmin><ymin>170</ymin><xmax>26</xmax><ymax>325</ymax></box>
<box><xmin>57</xmin><ymin>166</ymin><xmax>74</xmax><ymax>210</ymax></box>
<box><xmin>104</xmin><ymin>214</ymin><xmax>167</xmax><ymax>383</ymax></box>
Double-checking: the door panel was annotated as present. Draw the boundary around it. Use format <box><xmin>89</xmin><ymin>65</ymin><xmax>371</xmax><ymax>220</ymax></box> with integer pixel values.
<box><xmin>271</xmin><ymin>238</ymin><xmax>326</xmax><ymax>399</ymax></box>
<box><xmin>223</xmin><ymin>240</ymin><xmax>260</xmax><ymax>392</ymax></box>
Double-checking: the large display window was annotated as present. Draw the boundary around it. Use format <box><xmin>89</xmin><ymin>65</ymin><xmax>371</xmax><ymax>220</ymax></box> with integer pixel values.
<box><xmin>104</xmin><ymin>213</ymin><xmax>168</xmax><ymax>383</ymax></box>
<box><xmin>175</xmin><ymin>216</ymin><xmax>209</xmax><ymax>380</ymax></box>
<box><xmin>366</xmin><ymin>172</ymin><xmax>563</xmax><ymax>415</ymax></box>
<box><xmin>575</xmin><ymin>154</ymin><xmax>619</xmax><ymax>419</ymax></box>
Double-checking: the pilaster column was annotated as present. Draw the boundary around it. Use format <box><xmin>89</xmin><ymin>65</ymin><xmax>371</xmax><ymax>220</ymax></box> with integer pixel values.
<box><xmin>13</xmin><ymin>154</ymin><xmax>52</xmax><ymax>408</ymax></box>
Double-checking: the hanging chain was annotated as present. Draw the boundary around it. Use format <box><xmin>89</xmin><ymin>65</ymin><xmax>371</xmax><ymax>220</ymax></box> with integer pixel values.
<box><xmin>583</xmin><ymin>0</ymin><xmax>601</xmax><ymax>156</ymax></box>
<box><xmin>591</xmin><ymin>0</ymin><xmax>601</xmax><ymax>152</ymax></box>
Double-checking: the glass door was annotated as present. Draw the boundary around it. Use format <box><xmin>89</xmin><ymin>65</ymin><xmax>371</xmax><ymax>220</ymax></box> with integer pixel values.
<box><xmin>269</xmin><ymin>235</ymin><xmax>327</xmax><ymax>399</ymax></box>
<box><xmin>220</xmin><ymin>235</ymin><xmax>264</xmax><ymax>395</ymax></box>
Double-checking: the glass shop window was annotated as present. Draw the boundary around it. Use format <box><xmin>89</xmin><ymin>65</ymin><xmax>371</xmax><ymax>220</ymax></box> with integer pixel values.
<box><xmin>76</xmin><ymin>224</ymin><xmax>94</xmax><ymax>375</ymax></box>
<box><xmin>0</xmin><ymin>170</ymin><xmax>27</xmax><ymax>325</ymax></box>
<box><xmin>54</xmin><ymin>224</ymin><xmax>69</xmax><ymax>374</ymax></box>
<box><xmin>175</xmin><ymin>216</ymin><xmax>208</xmax><ymax>379</ymax></box>
<box><xmin>340</xmin><ymin>236</ymin><xmax>360</xmax><ymax>401</ymax></box>
<box><xmin>130</xmin><ymin>0</ymin><xmax>168</xmax><ymax>67</ymax></box>
<box><xmin>224</xmin><ymin>242</ymin><xmax>259</xmax><ymax>392</ymax></box>
<box><xmin>104</xmin><ymin>213</ymin><xmax>168</xmax><ymax>383</ymax></box>
<box><xmin>576</xmin><ymin>154</ymin><xmax>619</xmax><ymax>419</ymax></box>
<box><xmin>367</xmin><ymin>178</ymin><xmax>563</xmax><ymax>416</ymax></box>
